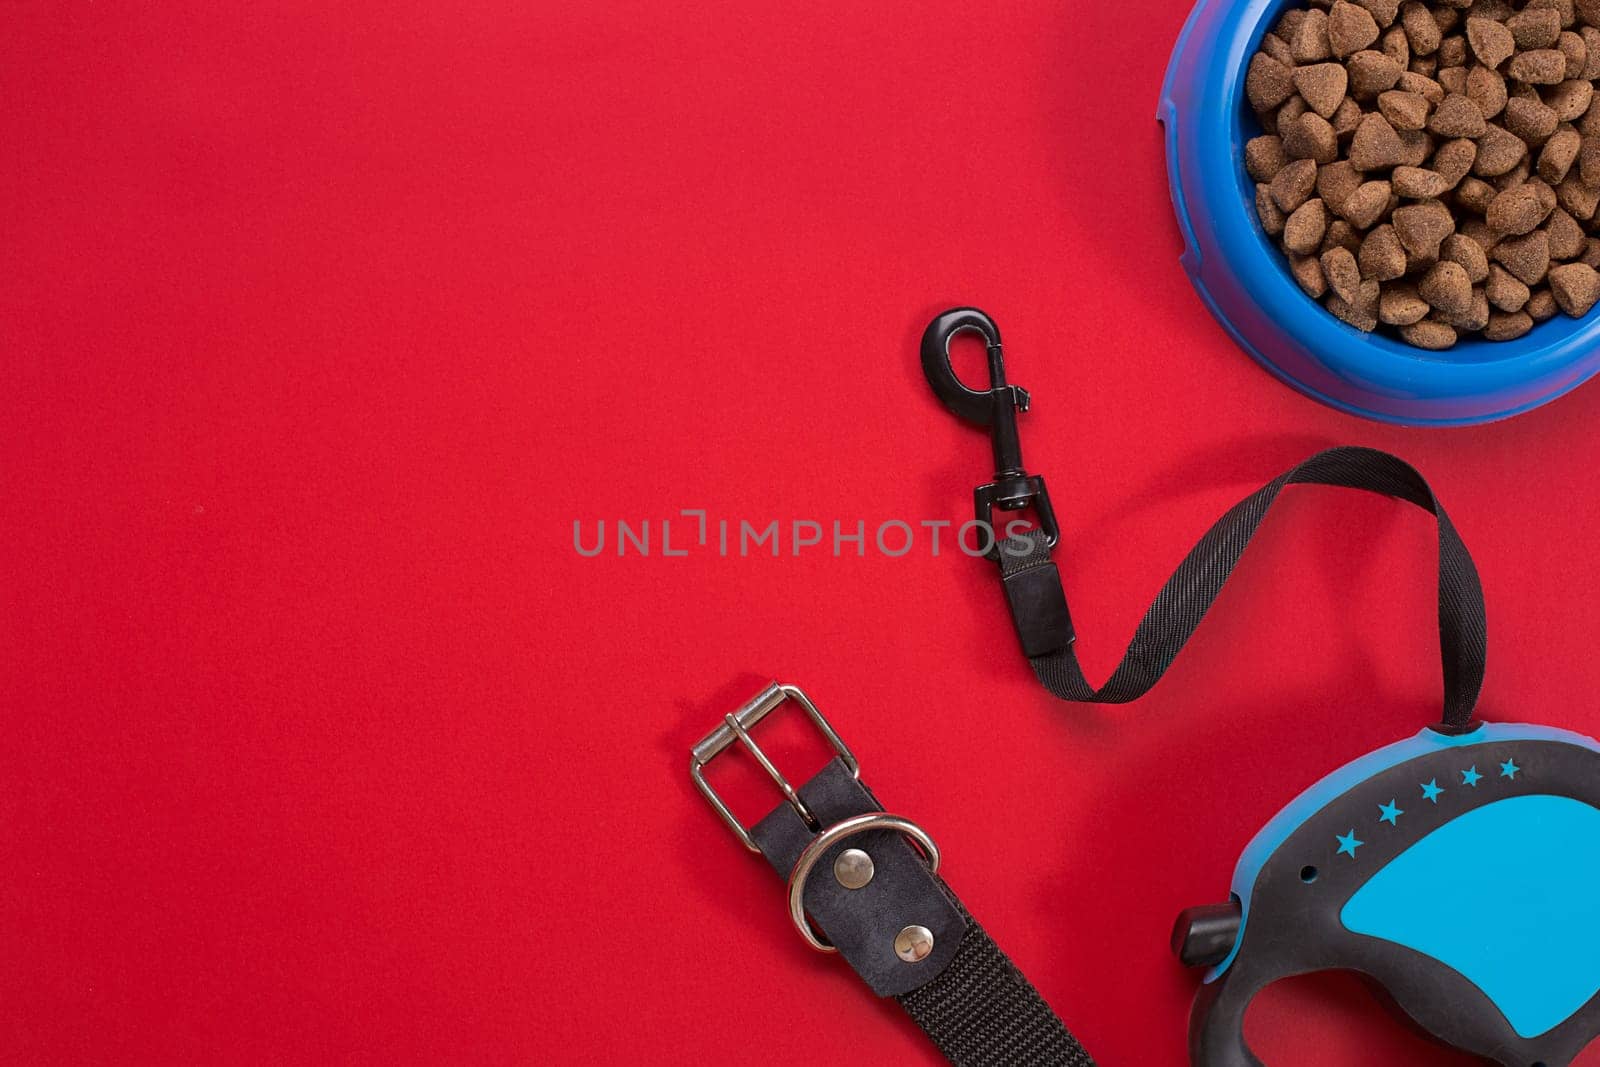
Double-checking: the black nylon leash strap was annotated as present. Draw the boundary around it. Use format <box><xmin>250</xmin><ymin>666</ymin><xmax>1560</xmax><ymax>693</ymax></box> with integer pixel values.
<box><xmin>995</xmin><ymin>447</ymin><xmax>1487</xmax><ymax>730</ymax></box>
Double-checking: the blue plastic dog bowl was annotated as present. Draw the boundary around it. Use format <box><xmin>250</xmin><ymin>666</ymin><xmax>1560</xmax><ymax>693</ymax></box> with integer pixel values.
<box><xmin>1160</xmin><ymin>0</ymin><xmax>1600</xmax><ymax>426</ymax></box>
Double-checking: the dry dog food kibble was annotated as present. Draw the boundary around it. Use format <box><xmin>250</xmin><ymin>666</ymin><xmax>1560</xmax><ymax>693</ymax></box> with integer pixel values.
<box><xmin>1248</xmin><ymin>0</ymin><xmax>1600</xmax><ymax>348</ymax></box>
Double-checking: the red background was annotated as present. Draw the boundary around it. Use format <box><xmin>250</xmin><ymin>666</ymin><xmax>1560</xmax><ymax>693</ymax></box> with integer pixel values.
<box><xmin>7</xmin><ymin>2</ymin><xmax>1600</xmax><ymax>1064</ymax></box>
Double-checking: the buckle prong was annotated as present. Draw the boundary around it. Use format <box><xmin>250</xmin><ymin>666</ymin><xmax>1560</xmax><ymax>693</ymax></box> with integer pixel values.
<box><xmin>690</xmin><ymin>682</ymin><xmax>859</xmax><ymax>852</ymax></box>
<box><xmin>722</xmin><ymin>711</ymin><xmax>819</xmax><ymax>832</ymax></box>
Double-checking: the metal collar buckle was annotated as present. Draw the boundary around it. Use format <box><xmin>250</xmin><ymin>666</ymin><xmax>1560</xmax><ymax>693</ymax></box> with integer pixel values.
<box><xmin>689</xmin><ymin>682</ymin><xmax>859</xmax><ymax>853</ymax></box>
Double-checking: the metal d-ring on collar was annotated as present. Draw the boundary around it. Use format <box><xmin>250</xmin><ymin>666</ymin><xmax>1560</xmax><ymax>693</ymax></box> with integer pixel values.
<box><xmin>920</xmin><ymin>307</ymin><xmax>1059</xmax><ymax>558</ymax></box>
<box><xmin>786</xmin><ymin>813</ymin><xmax>941</xmax><ymax>952</ymax></box>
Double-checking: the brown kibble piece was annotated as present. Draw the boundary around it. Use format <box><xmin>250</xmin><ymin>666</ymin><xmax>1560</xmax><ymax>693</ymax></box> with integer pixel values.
<box><xmin>1548</xmin><ymin>260</ymin><xmax>1600</xmax><ymax>312</ymax></box>
<box><xmin>1548</xmin><ymin>79</ymin><xmax>1595</xmax><ymax>121</ymax></box>
<box><xmin>1547</xmin><ymin>205</ymin><xmax>1587</xmax><ymax>257</ymax></box>
<box><xmin>1379</xmin><ymin>88</ymin><xmax>1433</xmax><ymax>128</ymax></box>
<box><xmin>1583</xmin><ymin>0</ymin><xmax>1600</xmax><ymax>27</ymax></box>
<box><xmin>1487</xmin><ymin>183</ymin><xmax>1554</xmax><ymax>232</ymax></box>
<box><xmin>1291</xmin><ymin>253</ymin><xmax>1330</xmax><ymax>297</ymax></box>
<box><xmin>1325</xmin><ymin>219</ymin><xmax>1364</xmax><ymax>255</ymax></box>
<box><xmin>1285</xmin><ymin>198</ymin><xmax>1331</xmax><ymax>253</ymax></box>
<box><xmin>1466</xmin><ymin>64</ymin><xmax>1508</xmax><ymax>119</ymax></box>
<box><xmin>1331</xmin><ymin>1</ymin><xmax>1383</xmax><ymax>55</ymax></box>
<box><xmin>1475</xmin><ymin>124</ymin><xmax>1529</xmax><ymax>175</ymax></box>
<box><xmin>1496</xmin><ymin>157</ymin><xmax>1534</xmax><ymax>191</ymax></box>
<box><xmin>1484</xmin><ymin>310</ymin><xmax>1535</xmax><ymax>338</ymax></box>
<box><xmin>1523</xmin><ymin>0</ymin><xmax>1564</xmax><ymax>23</ymax></box>
<box><xmin>1361</xmin><ymin>223</ymin><xmax>1410</xmax><ymax>278</ymax></box>
<box><xmin>1348</xmin><ymin>50</ymin><xmax>1407</xmax><ymax>96</ymax></box>
<box><xmin>1246</xmin><ymin>135</ymin><xmax>1290</xmax><ymax>182</ymax></box>
<box><xmin>1332</xmin><ymin>98</ymin><xmax>1367</xmax><ymax>138</ymax></box>
<box><xmin>1361</xmin><ymin>0</ymin><xmax>1403</xmax><ymax>27</ymax></box>
<box><xmin>1442</xmin><ymin>232</ymin><xmax>1492</xmax><ymax>280</ymax></box>
<box><xmin>1318</xmin><ymin>160</ymin><xmax>1365</xmax><ymax>210</ymax></box>
<box><xmin>1434</xmin><ymin>137</ymin><xmax>1479</xmax><ymax>185</ymax></box>
<box><xmin>1393</xmin><ymin>164</ymin><xmax>1452</xmax><ymax>196</ymax></box>
<box><xmin>1420</xmin><ymin>259</ymin><xmax>1475</xmax><ymax>311</ymax></box>
<box><xmin>1278</xmin><ymin>95</ymin><xmax>1309</xmax><ymax>133</ymax></box>
<box><xmin>1271</xmin><ymin>158</ymin><xmax>1321</xmax><ymax>211</ymax></box>
<box><xmin>1506</xmin><ymin>98</ymin><xmax>1561</xmax><ymax>144</ymax></box>
<box><xmin>1509</xmin><ymin>7</ymin><xmax>1563</xmax><ymax>48</ymax></box>
<box><xmin>1429</xmin><ymin>92</ymin><xmax>1489</xmax><ymax>135</ymax></box>
<box><xmin>1398</xmin><ymin>127</ymin><xmax>1435</xmax><ymax>166</ymax></box>
<box><xmin>1582</xmin><ymin>25</ymin><xmax>1600</xmax><ymax>76</ymax></box>
<box><xmin>1466</xmin><ymin>15</ymin><xmax>1516</xmax><ymax>66</ymax></box>
<box><xmin>1529</xmin><ymin>175</ymin><xmax>1560</xmax><ymax>214</ymax></box>
<box><xmin>1461</xmin><ymin>217</ymin><xmax>1501</xmax><ymax>249</ymax></box>
<box><xmin>1343</xmin><ymin>179</ymin><xmax>1397</xmax><ymax>226</ymax></box>
<box><xmin>1261</xmin><ymin>31</ymin><xmax>1296</xmax><ymax>67</ymax></box>
<box><xmin>1393</xmin><ymin>199</ymin><xmax>1457</xmax><ymax>255</ymax></box>
<box><xmin>1397</xmin><ymin>69</ymin><xmax>1445</xmax><ymax>101</ymax></box>
<box><xmin>1487</xmin><ymin>262</ymin><xmax>1533</xmax><ymax>309</ymax></box>
<box><xmin>1399</xmin><ymin>320</ymin><xmax>1459</xmax><ymax>347</ymax></box>
<box><xmin>1384</xmin><ymin>24</ymin><xmax>1415</xmax><ymax>67</ymax></box>
<box><xmin>1284</xmin><ymin>112</ymin><xmax>1341</xmax><ymax>162</ymax></box>
<box><xmin>1509</xmin><ymin>48</ymin><xmax>1569</xmax><ymax>82</ymax></box>
<box><xmin>1440</xmin><ymin>65</ymin><xmax>1470</xmax><ymax>94</ymax></box>
<box><xmin>1351</xmin><ymin>113</ymin><xmax>1410</xmax><ymax>168</ymax></box>
<box><xmin>1414</xmin><ymin>54</ymin><xmax>1440</xmax><ymax>77</ymax></box>
<box><xmin>1294</xmin><ymin>8</ymin><xmax>1335</xmax><ymax>61</ymax></box>
<box><xmin>1380</xmin><ymin>282</ymin><xmax>1433</xmax><ymax>322</ymax></box>
<box><xmin>1403</xmin><ymin>1</ymin><xmax>1443</xmax><ymax>53</ymax></box>
<box><xmin>1539</xmin><ymin>127</ymin><xmax>1583</xmax><ymax>181</ymax></box>
<box><xmin>1247</xmin><ymin>54</ymin><xmax>1297</xmax><ymax>112</ymax></box>
<box><xmin>1441</xmin><ymin>34</ymin><xmax>1471</xmax><ymax>69</ymax></box>
<box><xmin>1582</xmin><ymin>136</ymin><xmax>1600</xmax><ymax>184</ymax></box>
<box><xmin>1492</xmin><ymin>228</ymin><xmax>1553</xmax><ymax>283</ymax></box>
<box><xmin>1258</xmin><ymin>185</ymin><xmax>1288</xmax><ymax>235</ymax></box>
<box><xmin>1441</xmin><ymin>287</ymin><xmax>1492</xmax><ymax>330</ymax></box>
<box><xmin>1322</xmin><ymin>246</ymin><xmax>1364</xmax><ymax>302</ymax></box>
<box><xmin>1294</xmin><ymin>64</ymin><xmax>1350</xmax><ymax>119</ymax></box>
<box><xmin>1458</xmin><ymin>176</ymin><xmax>1500</xmax><ymax>211</ymax></box>
<box><xmin>1558</xmin><ymin>172</ymin><xmax>1600</xmax><ymax>216</ymax></box>
<box><xmin>1528</xmin><ymin>287</ymin><xmax>1560</xmax><ymax>319</ymax></box>
<box><xmin>1561</xmin><ymin>29</ymin><xmax>1590</xmax><ymax>77</ymax></box>
<box><xmin>1328</xmin><ymin>279</ymin><xmax>1383</xmax><ymax>329</ymax></box>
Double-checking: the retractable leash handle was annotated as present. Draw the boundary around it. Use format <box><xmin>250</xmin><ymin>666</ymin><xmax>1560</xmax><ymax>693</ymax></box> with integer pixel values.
<box><xmin>923</xmin><ymin>309</ymin><xmax>1600</xmax><ymax>1066</ymax></box>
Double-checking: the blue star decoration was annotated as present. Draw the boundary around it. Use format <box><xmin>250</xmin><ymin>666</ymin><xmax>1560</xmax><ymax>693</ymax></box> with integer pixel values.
<box><xmin>1501</xmin><ymin>759</ymin><xmax>1521</xmax><ymax>780</ymax></box>
<box><xmin>1378</xmin><ymin>800</ymin><xmax>1403</xmax><ymax>825</ymax></box>
<box><xmin>1336</xmin><ymin>830</ymin><xmax>1364</xmax><ymax>858</ymax></box>
<box><xmin>1462</xmin><ymin>766</ymin><xmax>1483</xmax><ymax>787</ymax></box>
<box><xmin>1421</xmin><ymin>779</ymin><xmax>1445</xmax><ymax>803</ymax></box>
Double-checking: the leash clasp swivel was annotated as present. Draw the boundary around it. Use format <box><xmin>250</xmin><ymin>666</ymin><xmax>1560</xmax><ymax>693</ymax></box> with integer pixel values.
<box><xmin>920</xmin><ymin>307</ymin><xmax>1059</xmax><ymax>558</ymax></box>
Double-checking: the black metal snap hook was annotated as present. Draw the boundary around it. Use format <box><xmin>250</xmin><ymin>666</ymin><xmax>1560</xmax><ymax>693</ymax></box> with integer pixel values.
<box><xmin>920</xmin><ymin>307</ymin><xmax>1058</xmax><ymax>555</ymax></box>
<box><xmin>920</xmin><ymin>307</ymin><xmax>1019</xmax><ymax>426</ymax></box>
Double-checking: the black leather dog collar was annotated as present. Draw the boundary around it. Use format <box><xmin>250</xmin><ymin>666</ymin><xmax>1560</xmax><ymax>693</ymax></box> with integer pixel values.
<box><xmin>691</xmin><ymin>682</ymin><xmax>1093</xmax><ymax>1066</ymax></box>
